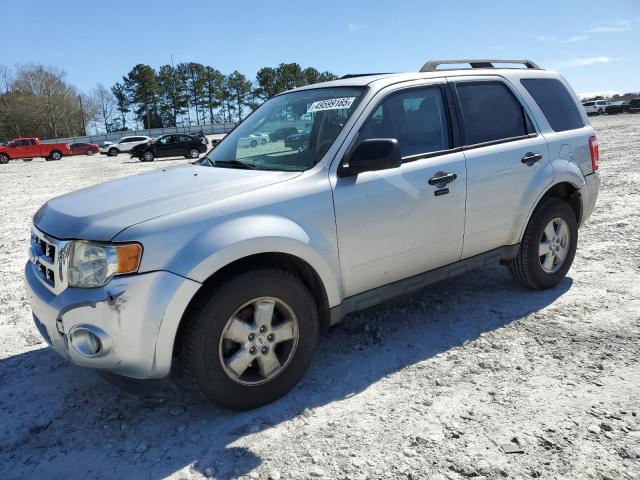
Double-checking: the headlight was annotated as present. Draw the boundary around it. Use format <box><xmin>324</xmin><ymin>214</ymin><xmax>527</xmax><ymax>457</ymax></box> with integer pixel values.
<box><xmin>68</xmin><ymin>241</ymin><xmax>142</xmax><ymax>288</ymax></box>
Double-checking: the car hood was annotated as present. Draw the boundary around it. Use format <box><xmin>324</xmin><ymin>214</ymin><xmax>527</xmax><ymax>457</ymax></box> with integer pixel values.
<box><xmin>34</xmin><ymin>164</ymin><xmax>301</xmax><ymax>241</ymax></box>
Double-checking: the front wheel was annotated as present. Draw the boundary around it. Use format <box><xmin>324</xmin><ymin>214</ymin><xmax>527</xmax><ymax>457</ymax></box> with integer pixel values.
<box><xmin>86</xmin><ymin>149</ymin><xmax>94</xmax><ymax>156</ymax></box>
<box><xmin>509</xmin><ymin>198</ymin><xmax>578</xmax><ymax>290</ymax></box>
<box><xmin>181</xmin><ymin>269</ymin><xmax>319</xmax><ymax>410</ymax></box>
<box><xmin>141</xmin><ymin>150</ymin><xmax>154</xmax><ymax>162</ymax></box>
<box><xmin>108</xmin><ymin>148</ymin><xmax>119</xmax><ymax>157</ymax></box>
<box><xmin>0</xmin><ymin>154</ymin><xmax>9</xmax><ymax>164</ymax></box>
<box><xmin>597</xmin><ymin>108</ymin><xmax>603</xmax><ymax>115</ymax></box>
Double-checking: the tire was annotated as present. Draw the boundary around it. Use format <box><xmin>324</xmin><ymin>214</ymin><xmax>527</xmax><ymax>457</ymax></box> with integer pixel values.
<box><xmin>0</xmin><ymin>154</ymin><xmax>9</xmax><ymax>164</ymax></box>
<box><xmin>108</xmin><ymin>148</ymin><xmax>119</xmax><ymax>157</ymax></box>
<box><xmin>141</xmin><ymin>150</ymin><xmax>154</xmax><ymax>162</ymax></box>
<box><xmin>250</xmin><ymin>139</ymin><xmax>257</xmax><ymax>148</ymax></box>
<box><xmin>509</xmin><ymin>198</ymin><xmax>578</xmax><ymax>290</ymax></box>
<box><xmin>188</xmin><ymin>148</ymin><xmax>200</xmax><ymax>159</ymax></box>
<box><xmin>48</xmin><ymin>150</ymin><xmax>62</xmax><ymax>161</ymax></box>
<box><xmin>598</xmin><ymin>108</ymin><xmax>603</xmax><ymax>115</ymax></box>
<box><xmin>86</xmin><ymin>149</ymin><xmax>94</xmax><ymax>156</ymax></box>
<box><xmin>260</xmin><ymin>138</ymin><xmax>267</xmax><ymax>145</ymax></box>
<box><xmin>181</xmin><ymin>269</ymin><xmax>319</xmax><ymax>410</ymax></box>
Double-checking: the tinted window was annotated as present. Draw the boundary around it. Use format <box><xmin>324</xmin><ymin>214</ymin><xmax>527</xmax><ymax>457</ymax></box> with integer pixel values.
<box><xmin>359</xmin><ymin>86</ymin><xmax>450</xmax><ymax>158</ymax></box>
<box><xmin>457</xmin><ymin>82</ymin><xmax>529</xmax><ymax>145</ymax></box>
<box><xmin>521</xmin><ymin>79</ymin><xmax>584</xmax><ymax>132</ymax></box>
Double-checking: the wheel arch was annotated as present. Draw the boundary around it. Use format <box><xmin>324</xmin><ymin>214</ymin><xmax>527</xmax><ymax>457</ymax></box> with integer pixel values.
<box><xmin>518</xmin><ymin>179</ymin><xmax>584</xmax><ymax>244</ymax></box>
<box><xmin>171</xmin><ymin>251</ymin><xmax>332</xmax><ymax>363</ymax></box>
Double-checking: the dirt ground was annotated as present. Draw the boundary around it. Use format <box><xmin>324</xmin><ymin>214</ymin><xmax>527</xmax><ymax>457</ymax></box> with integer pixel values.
<box><xmin>0</xmin><ymin>117</ymin><xmax>639</xmax><ymax>480</ymax></box>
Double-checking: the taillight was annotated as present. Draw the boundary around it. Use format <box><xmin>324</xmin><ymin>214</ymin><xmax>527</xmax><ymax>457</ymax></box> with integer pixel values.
<box><xmin>589</xmin><ymin>136</ymin><xmax>599</xmax><ymax>172</ymax></box>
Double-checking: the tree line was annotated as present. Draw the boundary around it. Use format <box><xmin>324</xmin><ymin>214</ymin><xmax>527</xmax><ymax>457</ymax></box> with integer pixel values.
<box><xmin>0</xmin><ymin>62</ymin><xmax>337</xmax><ymax>141</ymax></box>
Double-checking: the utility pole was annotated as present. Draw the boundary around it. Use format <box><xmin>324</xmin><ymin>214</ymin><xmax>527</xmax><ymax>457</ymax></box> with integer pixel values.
<box><xmin>78</xmin><ymin>95</ymin><xmax>86</xmax><ymax>135</ymax></box>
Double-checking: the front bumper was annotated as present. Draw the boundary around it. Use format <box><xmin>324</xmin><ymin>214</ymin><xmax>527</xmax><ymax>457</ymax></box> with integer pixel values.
<box><xmin>24</xmin><ymin>262</ymin><xmax>200</xmax><ymax>379</ymax></box>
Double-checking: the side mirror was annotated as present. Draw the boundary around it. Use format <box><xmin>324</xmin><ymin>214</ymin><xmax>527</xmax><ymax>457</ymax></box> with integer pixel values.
<box><xmin>339</xmin><ymin>138</ymin><xmax>402</xmax><ymax>177</ymax></box>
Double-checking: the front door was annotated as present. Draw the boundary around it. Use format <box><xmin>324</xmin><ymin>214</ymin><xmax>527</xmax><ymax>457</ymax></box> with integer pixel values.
<box><xmin>332</xmin><ymin>83</ymin><xmax>467</xmax><ymax>297</ymax></box>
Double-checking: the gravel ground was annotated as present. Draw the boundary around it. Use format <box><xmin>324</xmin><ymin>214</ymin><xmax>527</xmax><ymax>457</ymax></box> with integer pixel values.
<box><xmin>0</xmin><ymin>116</ymin><xmax>639</xmax><ymax>480</ymax></box>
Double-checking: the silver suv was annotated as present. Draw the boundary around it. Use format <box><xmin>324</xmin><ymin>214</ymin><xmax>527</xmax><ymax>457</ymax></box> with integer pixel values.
<box><xmin>25</xmin><ymin>59</ymin><xmax>600</xmax><ymax>410</ymax></box>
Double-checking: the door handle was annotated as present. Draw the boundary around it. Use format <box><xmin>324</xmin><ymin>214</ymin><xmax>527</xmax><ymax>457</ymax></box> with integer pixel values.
<box><xmin>428</xmin><ymin>172</ymin><xmax>457</xmax><ymax>186</ymax></box>
<box><xmin>521</xmin><ymin>152</ymin><xmax>543</xmax><ymax>165</ymax></box>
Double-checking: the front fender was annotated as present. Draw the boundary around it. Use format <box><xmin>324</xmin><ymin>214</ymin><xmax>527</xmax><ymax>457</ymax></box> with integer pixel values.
<box><xmin>180</xmin><ymin>214</ymin><xmax>342</xmax><ymax>307</ymax></box>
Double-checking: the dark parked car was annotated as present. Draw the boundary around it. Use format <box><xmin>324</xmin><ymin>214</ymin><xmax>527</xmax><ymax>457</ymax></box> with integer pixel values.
<box><xmin>69</xmin><ymin>142</ymin><xmax>100</xmax><ymax>156</ymax></box>
<box><xmin>284</xmin><ymin>132</ymin><xmax>311</xmax><ymax>150</ymax></box>
<box><xmin>269</xmin><ymin>127</ymin><xmax>298</xmax><ymax>142</ymax></box>
<box><xmin>630</xmin><ymin>98</ymin><xmax>640</xmax><ymax>114</ymax></box>
<box><xmin>130</xmin><ymin>134</ymin><xmax>207</xmax><ymax>162</ymax></box>
<box><xmin>605</xmin><ymin>102</ymin><xmax>630</xmax><ymax>115</ymax></box>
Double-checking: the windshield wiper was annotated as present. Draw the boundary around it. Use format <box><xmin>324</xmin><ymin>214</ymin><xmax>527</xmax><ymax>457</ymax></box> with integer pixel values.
<box><xmin>210</xmin><ymin>159</ymin><xmax>257</xmax><ymax>170</ymax></box>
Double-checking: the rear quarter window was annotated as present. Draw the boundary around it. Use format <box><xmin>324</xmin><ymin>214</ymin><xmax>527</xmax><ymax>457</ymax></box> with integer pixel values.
<box><xmin>521</xmin><ymin>78</ymin><xmax>584</xmax><ymax>132</ymax></box>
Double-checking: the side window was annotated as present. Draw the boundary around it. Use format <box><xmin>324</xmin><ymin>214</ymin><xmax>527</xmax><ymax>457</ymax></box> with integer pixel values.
<box><xmin>456</xmin><ymin>81</ymin><xmax>529</xmax><ymax>145</ymax></box>
<box><xmin>521</xmin><ymin>78</ymin><xmax>584</xmax><ymax>132</ymax></box>
<box><xmin>359</xmin><ymin>86</ymin><xmax>451</xmax><ymax>158</ymax></box>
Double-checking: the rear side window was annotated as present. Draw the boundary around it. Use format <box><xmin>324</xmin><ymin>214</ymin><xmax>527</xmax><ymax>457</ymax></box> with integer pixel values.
<box><xmin>456</xmin><ymin>82</ymin><xmax>529</xmax><ymax>145</ymax></box>
<box><xmin>359</xmin><ymin>85</ymin><xmax>451</xmax><ymax>158</ymax></box>
<box><xmin>521</xmin><ymin>78</ymin><xmax>584</xmax><ymax>132</ymax></box>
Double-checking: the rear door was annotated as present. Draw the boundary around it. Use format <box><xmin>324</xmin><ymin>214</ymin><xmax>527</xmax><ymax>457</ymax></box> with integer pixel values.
<box><xmin>450</xmin><ymin>77</ymin><xmax>551</xmax><ymax>259</ymax></box>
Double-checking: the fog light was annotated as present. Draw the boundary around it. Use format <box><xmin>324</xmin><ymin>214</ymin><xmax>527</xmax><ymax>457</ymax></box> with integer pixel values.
<box><xmin>68</xmin><ymin>325</ymin><xmax>112</xmax><ymax>358</ymax></box>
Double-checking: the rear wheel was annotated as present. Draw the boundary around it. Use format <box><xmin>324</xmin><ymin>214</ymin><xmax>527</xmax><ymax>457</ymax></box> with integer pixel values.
<box><xmin>509</xmin><ymin>198</ymin><xmax>578</xmax><ymax>290</ymax></box>
<box><xmin>250</xmin><ymin>139</ymin><xmax>258</xmax><ymax>148</ymax></box>
<box><xmin>108</xmin><ymin>148</ymin><xmax>119</xmax><ymax>157</ymax></box>
<box><xmin>188</xmin><ymin>148</ymin><xmax>200</xmax><ymax>159</ymax></box>
<box><xmin>181</xmin><ymin>269</ymin><xmax>319</xmax><ymax>410</ymax></box>
<box><xmin>86</xmin><ymin>149</ymin><xmax>94</xmax><ymax>156</ymax></box>
<box><xmin>0</xmin><ymin>154</ymin><xmax>9</xmax><ymax>164</ymax></box>
<box><xmin>47</xmin><ymin>150</ymin><xmax>62</xmax><ymax>161</ymax></box>
<box><xmin>597</xmin><ymin>108</ymin><xmax>603</xmax><ymax>115</ymax></box>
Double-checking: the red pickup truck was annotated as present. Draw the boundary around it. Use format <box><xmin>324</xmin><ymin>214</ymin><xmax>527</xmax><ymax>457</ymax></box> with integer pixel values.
<box><xmin>0</xmin><ymin>138</ymin><xmax>72</xmax><ymax>164</ymax></box>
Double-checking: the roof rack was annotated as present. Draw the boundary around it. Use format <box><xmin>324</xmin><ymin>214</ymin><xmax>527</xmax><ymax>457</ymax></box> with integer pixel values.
<box><xmin>420</xmin><ymin>59</ymin><xmax>541</xmax><ymax>72</ymax></box>
<box><xmin>340</xmin><ymin>73</ymin><xmax>392</xmax><ymax>79</ymax></box>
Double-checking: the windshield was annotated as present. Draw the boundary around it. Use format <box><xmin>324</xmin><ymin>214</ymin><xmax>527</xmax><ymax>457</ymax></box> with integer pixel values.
<box><xmin>199</xmin><ymin>87</ymin><xmax>364</xmax><ymax>171</ymax></box>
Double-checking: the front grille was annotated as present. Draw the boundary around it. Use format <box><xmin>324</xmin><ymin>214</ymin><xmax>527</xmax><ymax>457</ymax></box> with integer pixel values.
<box><xmin>30</xmin><ymin>227</ymin><xmax>69</xmax><ymax>294</ymax></box>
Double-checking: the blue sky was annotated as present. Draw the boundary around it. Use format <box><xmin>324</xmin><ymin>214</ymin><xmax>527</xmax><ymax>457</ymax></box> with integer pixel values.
<box><xmin>1</xmin><ymin>0</ymin><xmax>639</xmax><ymax>97</ymax></box>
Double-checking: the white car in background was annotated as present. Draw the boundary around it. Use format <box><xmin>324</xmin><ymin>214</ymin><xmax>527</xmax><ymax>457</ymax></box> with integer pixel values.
<box><xmin>582</xmin><ymin>100</ymin><xmax>609</xmax><ymax>116</ymax></box>
<box><xmin>237</xmin><ymin>133</ymin><xmax>269</xmax><ymax>148</ymax></box>
<box><xmin>100</xmin><ymin>136</ymin><xmax>152</xmax><ymax>156</ymax></box>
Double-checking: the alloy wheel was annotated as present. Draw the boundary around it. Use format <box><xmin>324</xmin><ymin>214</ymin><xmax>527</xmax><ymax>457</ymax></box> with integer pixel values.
<box><xmin>539</xmin><ymin>217</ymin><xmax>570</xmax><ymax>273</ymax></box>
<box><xmin>218</xmin><ymin>297</ymin><xmax>299</xmax><ymax>386</ymax></box>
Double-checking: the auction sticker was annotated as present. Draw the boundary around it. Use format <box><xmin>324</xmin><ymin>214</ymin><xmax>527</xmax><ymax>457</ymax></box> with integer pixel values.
<box><xmin>307</xmin><ymin>97</ymin><xmax>356</xmax><ymax>112</ymax></box>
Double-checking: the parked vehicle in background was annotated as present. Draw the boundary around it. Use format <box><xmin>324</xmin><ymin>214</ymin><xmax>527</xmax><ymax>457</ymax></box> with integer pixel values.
<box><xmin>100</xmin><ymin>136</ymin><xmax>152</xmax><ymax>156</ymax></box>
<box><xmin>238</xmin><ymin>133</ymin><xmax>269</xmax><ymax>148</ymax></box>
<box><xmin>284</xmin><ymin>128</ymin><xmax>311</xmax><ymax>150</ymax></box>
<box><xmin>604</xmin><ymin>101</ymin><xmax>630</xmax><ymax>115</ymax></box>
<box><xmin>269</xmin><ymin>127</ymin><xmax>298</xmax><ymax>142</ymax></box>
<box><xmin>630</xmin><ymin>98</ymin><xmax>640</xmax><ymax>114</ymax></box>
<box><xmin>69</xmin><ymin>142</ymin><xmax>100</xmax><ymax>156</ymax></box>
<box><xmin>582</xmin><ymin>100</ymin><xmax>609</xmax><ymax>115</ymax></box>
<box><xmin>0</xmin><ymin>138</ymin><xmax>71</xmax><ymax>164</ymax></box>
<box><xmin>25</xmin><ymin>59</ymin><xmax>600</xmax><ymax>410</ymax></box>
<box><xmin>130</xmin><ymin>134</ymin><xmax>207</xmax><ymax>162</ymax></box>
